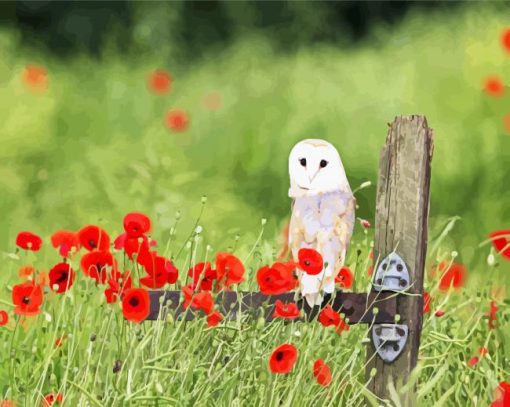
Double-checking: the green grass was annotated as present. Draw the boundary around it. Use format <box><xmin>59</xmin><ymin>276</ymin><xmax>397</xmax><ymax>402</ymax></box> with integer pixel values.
<box><xmin>0</xmin><ymin>3</ymin><xmax>509</xmax><ymax>406</ymax></box>
<box><xmin>0</xmin><ymin>215</ymin><xmax>508</xmax><ymax>406</ymax></box>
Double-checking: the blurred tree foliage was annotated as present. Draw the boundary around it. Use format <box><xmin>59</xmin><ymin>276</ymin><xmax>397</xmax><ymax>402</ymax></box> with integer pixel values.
<box><xmin>0</xmin><ymin>1</ymin><xmax>462</xmax><ymax>59</ymax></box>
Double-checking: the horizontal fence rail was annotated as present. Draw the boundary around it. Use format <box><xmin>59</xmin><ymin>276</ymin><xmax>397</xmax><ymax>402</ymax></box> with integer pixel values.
<box><xmin>147</xmin><ymin>290</ymin><xmax>398</xmax><ymax>324</ymax></box>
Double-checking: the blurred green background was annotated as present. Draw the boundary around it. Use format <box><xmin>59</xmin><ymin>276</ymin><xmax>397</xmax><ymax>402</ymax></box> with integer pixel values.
<box><xmin>0</xmin><ymin>1</ymin><xmax>509</xmax><ymax>270</ymax></box>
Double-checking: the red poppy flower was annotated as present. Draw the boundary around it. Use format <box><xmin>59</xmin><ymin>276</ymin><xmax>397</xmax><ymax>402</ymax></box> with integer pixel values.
<box><xmin>257</xmin><ymin>262</ymin><xmax>297</xmax><ymax>295</ymax></box>
<box><xmin>504</xmin><ymin>114</ymin><xmax>510</xmax><ymax>135</ymax></box>
<box><xmin>23</xmin><ymin>64</ymin><xmax>48</xmax><ymax>92</ymax></box>
<box><xmin>467</xmin><ymin>356</ymin><xmax>479</xmax><ymax>367</ymax></box>
<box><xmin>298</xmin><ymin>248</ymin><xmax>323</xmax><ymax>275</ymax></box>
<box><xmin>147</xmin><ymin>70</ymin><xmax>172</xmax><ymax>94</ymax></box>
<box><xmin>123</xmin><ymin>212</ymin><xmax>151</xmax><ymax>238</ymax></box>
<box><xmin>165</xmin><ymin>109</ymin><xmax>189</xmax><ymax>132</ymax></box>
<box><xmin>117</xmin><ymin>234</ymin><xmax>151</xmax><ymax>262</ymax></box>
<box><xmin>488</xmin><ymin>301</ymin><xmax>498</xmax><ymax>329</ymax></box>
<box><xmin>191</xmin><ymin>291</ymin><xmax>214</xmax><ymax>315</ymax></box>
<box><xmin>0</xmin><ymin>310</ymin><xmax>8</xmax><ymax>326</ymax></box>
<box><xmin>54</xmin><ymin>336</ymin><xmax>66</xmax><ymax>348</ymax></box>
<box><xmin>42</xmin><ymin>393</ymin><xmax>63</xmax><ymax>406</ymax></box>
<box><xmin>182</xmin><ymin>284</ymin><xmax>194</xmax><ymax>309</ymax></box>
<box><xmin>423</xmin><ymin>291</ymin><xmax>431</xmax><ymax>314</ymax></box>
<box><xmin>80</xmin><ymin>250</ymin><xmax>117</xmax><ymax>284</ymax></box>
<box><xmin>484</xmin><ymin>77</ymin><xmax>505</xmax><ymax>97</ymax></box>
<box><xmin>122</xmin><ymin>288</ymin><xmax>150</xmax><ymax>323</ymax></box>
<box><xmin>133</xmin><ymin>239</ymin><xmax>154</xmax><ymax>266</ymax></box>
<box><xmin>38</xmin><ymin>271</ymin><xmax>50</xmax><ymax>287</ymax></box>
<box><xmin>479</xmin><ymin>347</ymin><xmax>489</xmax><ymax>357</ymax></box>
<box><xmin>140</xmin><ymin>254</ymin><xmax>178</xmax><ymax>288</ymax></box>
<box><xmin>49</xmin><ymin>262</ymin><xmax>75</xmax><ymax>293</ymax></box>
<box><xmin>335</xmin><ymin>317</ymin><xmax>350</xmax><ymax>334</ymax></box>
<box><xmin>188</xmin><ymin>262</ymin><xmax>217</xmax><ymax>290</ymax></box>
<box><xmin>0</xmin><ymin>401</ymin><xmax>15</xmax><ymax>407</ymax></box>
<box><xmin>319</xmin><ymin>305</ymin><xmax>340</xmax><ymax>327</ymax></box>
<box><xmin>502</xmin><ymin>28</ymin><xmax>510</xmax><ymax>53</ymax></box>
<box><xmin>104</xmin><ymin>270</ymin><xmax>132</xmax><ymax>304</ymax></box>
<box><xmin>117</xmin><ymin>234</ymin><xmax>157</xmax><ymax>255</ymax></box>
<box><xmin>78</xmin><ymin>225</ymin><xmax>110</xmax><ymax>251</ymax></box>
<box><xmin>50</xmin><ymin>230</ymin><xmax>80</xmax><ymax>257</ymax></box>
<box><xmin>16</xmin><ymin>231</ymin><xmax>42</xmax><ymax>251</ymax></box>
<box><xmin>216</xmin><ymin>253</ymin><xmax>245</xmax><ymax>288</ymax></box>
<box><xmin>313</xmin><ymin>359</ymin><xmax>332</xmax><ymax>387</ymax></box>
<box><xmin>492</xmin><ymin>381</ymin><xmax>510</xmax><ymax>407</ymax></box>
<box><xmin>435</xmin><ymin>310</ymin><xmax>445</xmax><ymax>317</ymax></box>
<box><xmin>207</xmin><ymin>310</ymin><xmax>223</xmax><ymax>327</ymax></box>
<box><xmin>335</xmin><ymin>266</ymin><xmax>354</xmax><ymax>289</ymax></box>
<box><xmin>269</xmin><ymin>343</ymin><xmax>298</xmax><ymax>374</ymax></box>
<box><xmin>12</xmin><ymin>281</ymin><xmax>43</xmax><ymax>316</ymax></box>
<box><xmin>489</xmin><ymin>230</ymin><xmax>510</xmax><ymax>260</ymax></box>
<box><xmin>272</xmin><ymin>300</ymin><xmax>300</xmax><ymax>319</ymax></box>
<box><xmin>114</xmin><ymin>233</ymin><xmax>127</xmax><ymax>250</ymax></box>
<box><xmin>203</xmin><ymin>91</ymin><xmax>222</xmax><ymax>111</ymax></box>
<box><xmin>18</xmin><ymin>265</ymin><xmax>35</xmax><ymax>279</ymax></box>
<box><xmin>437</xmin><ymin>262</ymin><xmax>467</xmax><ymax>291</ymax></box>
<box><xmin>318</xmin><ymin>305</ymin><xmax>350</xmax><ymax>333</ymax></box>
<box><xmin>359</xmin><ymin>219</ymin><xmax>371</xmax><ymax>229</ymax></box>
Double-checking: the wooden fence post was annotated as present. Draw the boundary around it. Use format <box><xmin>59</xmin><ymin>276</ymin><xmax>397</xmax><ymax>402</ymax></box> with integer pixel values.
<box><xmin>366</xmin><ymin>115</ymin><xmax>434</xmax><ymax>404</ymax></box>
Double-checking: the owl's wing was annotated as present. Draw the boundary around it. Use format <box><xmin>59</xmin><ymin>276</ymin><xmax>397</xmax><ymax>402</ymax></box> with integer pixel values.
<box><xmin>330</xmin><ymin>193</ymin><xmax>355</xmax><ymax>275</ymax></box>
<box><xmin>288</xmin><ymin>198</ymin><xmax>307</xmax><ymax>259</ymax></box>
<box><xmin>316</xmin><ymin>191</ymin><xmax>356</xmax><ymax>288</ymax></box>
<box><xmin>289</xmin><ymin>197</ymin><xmax>323</xmax><ymax>256</ymax></box>
<box><xmin>289</xmin><ymin>197</ymin><xmax>323</xmax><ymax>305</ymax></box>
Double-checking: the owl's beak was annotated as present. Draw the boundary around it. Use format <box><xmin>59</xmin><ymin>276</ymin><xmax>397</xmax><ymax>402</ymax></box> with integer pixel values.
<box><xmin>308</xmin><ymin>169</ymin><xmax>320</xmax><ymax>183</ymax></box>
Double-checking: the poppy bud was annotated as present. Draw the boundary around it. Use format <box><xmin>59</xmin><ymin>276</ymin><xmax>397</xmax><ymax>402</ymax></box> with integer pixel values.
<box><xmin>487</xmin><ymin>253</ymin><xmax>495</xmax><ymax>266</ymax></box>
<box><xmin>113</xmin><ymin>359</ymin><xmax>123</xmax><ymax>373</ymax></box>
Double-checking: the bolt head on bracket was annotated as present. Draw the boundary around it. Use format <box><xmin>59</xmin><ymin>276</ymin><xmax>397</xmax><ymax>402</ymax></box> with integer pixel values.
<box><xmin>373</xmin><ymin>252</ymin><xmax>410</xmax><ymax>292</ymax></box>
<box><xmin>372</xmin><ymin>323</ymin><xmax>408</xmax><ymax>363</ymax></box>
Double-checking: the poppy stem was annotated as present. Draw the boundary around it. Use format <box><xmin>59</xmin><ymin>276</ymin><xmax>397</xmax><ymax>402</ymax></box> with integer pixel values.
<box><xmin>9</xmin><ymin>316</ymin><xmax>20</xmax><ymax>394</ymax></box>
<box><xmin>243</xmin><ymin>221</ymin><xmax>266</xmax><ymax>265</ymax></box>
<box><xmin>174</xmin><ymin>201</ymin><xmax>206</xmax><ymax>261</ymax></box>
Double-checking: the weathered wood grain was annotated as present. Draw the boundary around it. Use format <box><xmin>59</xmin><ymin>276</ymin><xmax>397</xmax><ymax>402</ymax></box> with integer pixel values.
<box><xmin>365</xmin><ymin>115</ymin><xmax>433</xmax><ymax>405</ymax></box>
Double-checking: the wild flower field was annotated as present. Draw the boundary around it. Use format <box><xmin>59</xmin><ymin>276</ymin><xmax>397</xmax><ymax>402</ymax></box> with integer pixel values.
<box><xmin>0</xmin><ymin>211</ymin><xmax>508</xmax><ymax>406</ymax></box>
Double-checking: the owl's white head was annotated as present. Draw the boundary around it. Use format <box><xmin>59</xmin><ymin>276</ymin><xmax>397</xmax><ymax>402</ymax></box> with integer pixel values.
<box><xmin>288</xmin><ymin>139</ymin><xmax>351</xmax><ymax>198</ymax></box>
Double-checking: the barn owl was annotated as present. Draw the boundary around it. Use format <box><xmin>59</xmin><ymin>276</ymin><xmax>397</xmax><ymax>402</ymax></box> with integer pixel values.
<box><xmin>288</xmin><ymin>139</ymin><xmax>355</xmax><ymax>307</ymax></box>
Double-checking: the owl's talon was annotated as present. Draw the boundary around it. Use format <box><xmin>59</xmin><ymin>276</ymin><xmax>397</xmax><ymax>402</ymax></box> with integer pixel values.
<box><xmin>321</xmin><ymin>293</ymin><xmax>332</xmax><ymax>308</ymax></box>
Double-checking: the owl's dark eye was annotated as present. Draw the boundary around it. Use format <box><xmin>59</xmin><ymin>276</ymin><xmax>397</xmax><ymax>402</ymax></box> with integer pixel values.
<box><xmin>320</xmin><ymin>159</ymin><xmax>328</xmax><ymax>168</ymax></box>
<box><xmin>299</xmin><ymin>158</ymin><xmax>307</xmax><ymax>167</ymax></box>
